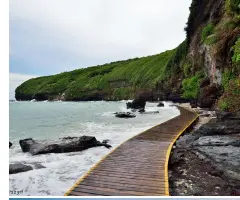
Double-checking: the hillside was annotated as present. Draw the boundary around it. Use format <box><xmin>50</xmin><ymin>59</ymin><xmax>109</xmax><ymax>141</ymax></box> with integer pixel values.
<box><xmin>15</xmin><ymin>46</ymin><xmax>182</xmax><ymax>101</ymax></box>
<box><xmin>15</xmin><ymin>0</ymin><xmax>240</xmax><ymax>111</ymax></box>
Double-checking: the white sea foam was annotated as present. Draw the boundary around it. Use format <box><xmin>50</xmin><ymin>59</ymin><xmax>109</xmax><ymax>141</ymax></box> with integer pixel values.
<box><xmin>9</xmin><ymin>101</ymin><xmax>179</xmax><ymax>196</ymax></box>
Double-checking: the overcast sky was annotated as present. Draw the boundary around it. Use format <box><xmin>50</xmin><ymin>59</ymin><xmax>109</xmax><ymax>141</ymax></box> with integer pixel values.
<box><xmin>9</xmin><ymin>0</ymin><xmax>192</xmax><ymax>99</ymax></box>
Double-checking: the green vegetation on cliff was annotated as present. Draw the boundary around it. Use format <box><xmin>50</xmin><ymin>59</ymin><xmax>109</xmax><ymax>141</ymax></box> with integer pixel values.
<box><xmin>201</xmin><ymin>23</ymin><xmax>215</xmax><ymax>43</ymax></box>
<box><xmin>16</xmin><ymin>49</ymin><xmax>177</xmax><ymax>100</ymax></box>
<box><xmin>232</xmin><ymin>37</ymin><xmax>240</xmax><ymax>66</ymax></box>
<box><xmin>181</xmin><ymin>71</ymin><xmax>205</xmax><ymax>99</ymax></box>
<box><xmin>218</xmin><ymin>79</ymin><xmax>240</xmax><ymax>112</ymax></box>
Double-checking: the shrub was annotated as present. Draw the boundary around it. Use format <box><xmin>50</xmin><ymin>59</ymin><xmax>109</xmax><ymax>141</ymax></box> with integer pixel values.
<box><xmin>218</xmin><ymin>79</ymin><xmax>240</xmax><ymax>112</ymax></box>
<box><xmin>226</xmin><ymin>0</ymin><xmax>240</xmax><ymax>15</ymax></box>
<box><xmin>222</xmin><ymin>69</ymin><xmax>236</xmax><ymax>90</ymax></box>
<box><xmin>232</xmin><ymin>37</ymin><xmax>240</xmax><ymax>66</ymax></box>
<box><xmin>204</xmin><ymin>34</ymin><xmax>217</xmax><ymax>45</ymax></box>
<box><xmin>201</xmin><ymin>23</ymin><xmax>215</xmax><ymax>43</ymax></box>
<box><xmin>181</xmin><ymin>71</ymin><xmax>205</xmax><ymax>99</ymax></box>
<box><xmin>219</xmin><ymin>99</ymin><xmax>230</xmax><ymax>111</ymax></box>
<box><xmin>225</xmin><ymin>0</ymin><xmax>240</xmax><ymax>27</ymax></box>
<box><xmin>183</xmin><ymin>63</ymin><xmax>192</xmax><ymax>76</ymax></box>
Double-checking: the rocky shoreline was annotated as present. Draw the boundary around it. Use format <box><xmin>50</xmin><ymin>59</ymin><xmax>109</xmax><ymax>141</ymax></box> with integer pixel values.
<box><xmin>169</xmin><ymin>104</ymin><xmax>240</xmax><ymax>196</ymax></box>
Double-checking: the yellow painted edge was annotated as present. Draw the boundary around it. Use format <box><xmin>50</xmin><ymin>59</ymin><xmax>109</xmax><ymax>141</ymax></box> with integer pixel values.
<box><xmin>164</xmin><ymin>107</ymin><xmax>199</xmax><ymax>196</ymax></box>
<box><xmin>64</xmin><ymin>108</ymin><xmax>180</xmax><ymax>196</ymax></box>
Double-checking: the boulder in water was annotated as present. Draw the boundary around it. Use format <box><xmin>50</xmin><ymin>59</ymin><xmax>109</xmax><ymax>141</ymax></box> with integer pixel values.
<box><xmin>9</xmin><ymin>142</ymin><xmax>12</xmax><ymax>148</ymax></box>
<box><xmin>157</xmin><ymin>102</ymin><xmax>164</xmax><ymax>107</ymax></box>
<box><xmin>115</xmin><ymin>112</ymin><xmax>136</xmax><ymax>118</ymax></box>
<box><xmin>19</xmin><ymin>136</ymin><xmax>112</xmax><ymax>155</ymax></box>
<box><xmin>9</xmin><ymin>163</ymin><xmax>46</xmax><ymax>174</ymax></box>
<box><xmin>138</xmin><ymin>108</ymin><xmax>145</xmax><ymax>113</ymax></box>
<box><xmin>9</xmin><ymin>164</ymin><xmax>33</xmax><ymax>174</ymax></box>
<box><xmin>126</xmin><ymin>98</ymin><xmax>146</xmax><ymax>110</ymax></box>
<box><xmin>19</xmin><ymin>138</ymin><xmax>36</xmax><ymax>152</ymax></box>
<box><xmin>126</xmin><ymin>91</ymin><xmax>151</xmax><ymax>110</ymax></box>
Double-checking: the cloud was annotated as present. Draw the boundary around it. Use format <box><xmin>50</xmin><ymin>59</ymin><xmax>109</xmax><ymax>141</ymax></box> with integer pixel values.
<box><xmin>10</xmin><ymin>0</ymin><xmax>192</xmax><ymax>76</ymax></box>
<box><xmin>9</xmin><ymin>73</ymin><xmax>37</xmax><ymax>99</ymax></box>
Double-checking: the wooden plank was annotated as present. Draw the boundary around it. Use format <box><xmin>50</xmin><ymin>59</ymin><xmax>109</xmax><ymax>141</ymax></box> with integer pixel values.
<box><xmin>78</xmin><ymin>182</ymin><xmax>165</xmax><ymax>193</ymax></box>
<box><xmin>82</xmin><ymin>175</ymin><xmax>166</xmax><ymax>186</ymax></box>
<box><xmin>90</xmin><ymin>171</ymin><xmax>165</xmax><ymax>180</ymax></box>
<box><xmin>91</xmin><ymin>168</ymin><xmax>163</xmax><ymax>176</ymax></box>
<box><xmin>73</xmin><ymin>185</ymin><xmax>163</xmax><ymax>196</ymax></box>
<box><xmin>80</xmin><ymin>179</ymin><xmax>165</xmax><ymax>190</ymax></box>
<box><xmin>68</xmin><ymin>191</ymin><xmax>97</xmax><ymax>196</ymax></box>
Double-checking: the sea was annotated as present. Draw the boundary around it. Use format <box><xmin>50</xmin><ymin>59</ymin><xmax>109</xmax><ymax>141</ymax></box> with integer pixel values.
<box><xmin>9</xmin><ymin>100</ymin><xmax>179</xmax><ymax>196</ymax></box>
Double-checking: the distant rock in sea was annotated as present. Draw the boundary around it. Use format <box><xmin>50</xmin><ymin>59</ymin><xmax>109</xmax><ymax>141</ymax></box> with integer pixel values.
<box><xmin>115</xmin><ymin>112</ymin><xmax>136</xmax><ymax>118</ymax></box>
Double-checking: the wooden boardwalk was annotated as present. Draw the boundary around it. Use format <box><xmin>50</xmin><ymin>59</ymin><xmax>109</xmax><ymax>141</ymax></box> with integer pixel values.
<box><xmin>65</xmin><ymin>106</ymin><xmax>198</xmax><ymax>196</ymax></box>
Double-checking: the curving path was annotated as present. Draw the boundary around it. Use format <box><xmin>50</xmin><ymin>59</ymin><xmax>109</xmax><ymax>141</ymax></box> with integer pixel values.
<box><xmin>65</xmin><ymin>106</ymin><xmax>198</xmax><ymax>196</ymax></box>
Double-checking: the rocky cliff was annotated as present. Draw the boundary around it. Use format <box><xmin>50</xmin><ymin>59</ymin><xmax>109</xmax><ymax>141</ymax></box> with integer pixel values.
<box><xmin>15</xmin><ymin>0</ymin><xmax>240</xmax><ymax>111</ymax></box>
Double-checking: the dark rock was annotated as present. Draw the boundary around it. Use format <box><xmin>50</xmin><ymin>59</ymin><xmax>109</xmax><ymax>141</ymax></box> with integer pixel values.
<box><xmin>126</xmin><ymin>102</ymin><xmax>132</xmax><ymax>109</ymax></box>
<box><xmin>19</xmin><ymin>136</ymin><xmax>112</xmax><ymax>155</ymax></box>
<box><xmin>126</xmin><ymin>91</ymin><xmax>152</xmax><ymax>110</ymax></box>
<box><xmin>157</xmin><ymin>102</ymin><xmax>164</xmax><ymax>107</ymax></box>
<box><xmin>168</xmin><ymin>93</ymin><xmax>189</xmax><ymax>103</ymax></box>
<box><xmin>9</xmin><ymin>163</ymin><xmax>46</xmax><ymax>174</ymax></box>
<box><xmin>19</xmin><ymin>138</ymin><xmax>36</xmax><ymax>152</ymax></box>
<box><xmin>140</xmin><ymin>111</ymin><xmax>159</xmax><ymax>114</ymax></box>
<box><xmin>101</xmin><ymin>139</ymin><xmax>111</xmax><ymax>149</ymax></box>
<box><xmin>216</xmin><ymin>111</ymin><xmax>240</xmax><ymax>121</ymax></box>
<box><xmin>9</xmin><ymin>142</ymin><xmax>12</xmax><ymax>148</ymax></box>
<box><xmin>200</xmin><ymin>78</ymin><xmax>210</xmax><ymax>88</ymax></box>
<box><xmin>138</xmin><ymin>108</ymin><xmax>145</xmax><ymax>113</ymax></box>
<box><xmin>191</xmin><ymin>103</ymin><xmax>198</xmax><ymax>108</ymax></box>
<box><xmin>199</xmin><ymin>121</ymin><xmax>240</xmax><ymax>135</ymax></box>
<box><xmin>9</xmin><ymin>164</ymin><xmax>33</xmax><ymax>174</ymax></box>
<box><xmin>115</xmin><ymin>112</ymin><xmax>136</xmax><ymax>118</ymax></box>
<box><xmin>190</xmin><ymin>100</ymin><xmax>198</xmax><ymax>108</ymax></box>
<box><xmin>193</xmin><ymin>135</ymin><xmax>240</xmax><ymax>147</ymax></box>
<box><xmin>198</xmin><ymin>84</ymin><xmax>221</xmax><ymax>108</ymax></box>
<box><xmin>102</xmin><ymin>139</ymin><xmax>110</xmax><ymax>144</ymax></box>
<box><xmin>126</xmin><ymin>98</ymin><xmax>146</xmax><ymax>110</ymax></box>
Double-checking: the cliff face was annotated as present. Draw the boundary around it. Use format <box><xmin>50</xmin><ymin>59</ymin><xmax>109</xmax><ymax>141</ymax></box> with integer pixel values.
<box><xmin>186</xmin><ymin>0</ymin><xmax>240</xmax><ymax>111</ymax></box>
<box><xmin>15</xmin><ymin>0</ymin><xmax>240</xmax><ymax>111</ymax></box>
<box><xmin>155</xmin><ymin>0</ymin><xmax>240</xmax><ymax>111</ymax></box>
